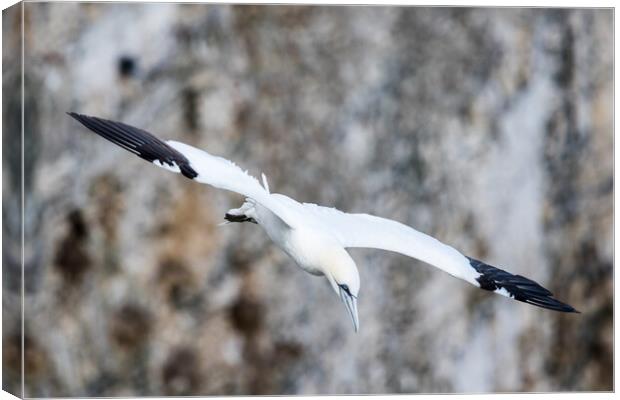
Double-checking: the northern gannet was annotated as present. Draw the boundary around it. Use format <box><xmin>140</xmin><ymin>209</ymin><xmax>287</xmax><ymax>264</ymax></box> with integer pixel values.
<box><xmin>68</xmin><ymin>112</ymin><xmax>578</xmax><ymax>332</ymax></box>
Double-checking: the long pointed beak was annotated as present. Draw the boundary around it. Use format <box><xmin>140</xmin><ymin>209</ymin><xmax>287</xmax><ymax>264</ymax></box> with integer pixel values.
<box><xmin>339</xmin><ymin>287</ymin><xmax>359</xmax><ymax>332</ymax></box>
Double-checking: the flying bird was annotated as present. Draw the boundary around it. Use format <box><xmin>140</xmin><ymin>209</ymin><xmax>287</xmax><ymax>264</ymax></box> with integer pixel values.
<box><xmin>68</xmin><ymin>112</ymin><xmax>578</xmax><ymax>332</ymax></box>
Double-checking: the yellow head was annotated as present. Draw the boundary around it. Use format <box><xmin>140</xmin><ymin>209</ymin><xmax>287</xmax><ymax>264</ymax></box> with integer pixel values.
<box><xmin>322</xmin><ymin>247</ymin><xmax>360</xmax><ymax>332</ymax></box>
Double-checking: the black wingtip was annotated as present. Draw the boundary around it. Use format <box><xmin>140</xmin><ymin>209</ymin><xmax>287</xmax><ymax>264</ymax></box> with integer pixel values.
<box><xmin>467</xmin><ymin>256</ymin><xmax>579</xmax><ymax>314</ymax></box>
<box><xmin>67</xmin><ymin>112</ymin><xmax>199</xmax><ymax>180</ymax></box>
<box><xmin>67</xmin><ymin>111</ymin><xmax>87</xmax><ymax>123</ymax></box>
<box><xmin>68</xmin><ymin>111</ymin><xmax>97</xmax><ymax>120</ymax></box>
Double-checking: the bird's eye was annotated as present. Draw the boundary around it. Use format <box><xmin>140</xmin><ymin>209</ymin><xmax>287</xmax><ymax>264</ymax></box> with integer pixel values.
<box><xmin>339</xmin><ymin>284</ymin><xmax>351</xmax><ymax>295</ymax></box>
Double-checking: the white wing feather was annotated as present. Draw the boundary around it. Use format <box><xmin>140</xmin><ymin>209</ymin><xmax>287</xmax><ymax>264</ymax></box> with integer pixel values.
<box><xmin>66</xmin><ymin>113</ymin><xmax>299</xmax><ymax>228</ymax></box>
<box><xmin>302</xmin><ymin>203</ymin><xmax>481</xmax><ymax>285</ymax></box>
<box><xmin>167</xmin><ymin>141</ymin><xmax>299</xmax><ymax>227</ymax></box>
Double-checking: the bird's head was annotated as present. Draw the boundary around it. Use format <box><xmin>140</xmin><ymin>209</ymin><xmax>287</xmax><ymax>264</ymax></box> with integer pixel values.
<box><xmin>324</xmin><ymin>249</ymin><xmax>360</xmax><ymax>332</ymax></box>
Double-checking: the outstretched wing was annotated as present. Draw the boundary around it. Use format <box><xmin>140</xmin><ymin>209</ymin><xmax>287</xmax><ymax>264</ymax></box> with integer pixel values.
<box><xmin>304</xmin><ymin>203</ymin><xmax>577</xmax><ymax>313</ymax></box>
<box><xmin>68</xmin><ymin>112</ymin><xmax>298</xmax><ymax>227</ymax></box>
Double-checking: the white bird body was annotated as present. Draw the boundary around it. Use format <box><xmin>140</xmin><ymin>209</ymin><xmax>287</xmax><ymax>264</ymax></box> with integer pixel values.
<box><xmin>68</xmin><ymin>112</ymin><xmax>578</xmax><ymax>332</ymax></box>
<box><xmin>250</xmin><ymin>200</ymin><xmax>331</xmax><ymax>276</ymax></box>
<box><xmin>247</xmin><ymin>198</ymin><xmax>358</xmax><ymax>286</ymax></box>
<box><xmin>276</xmin><ymin>225</ymin><xmax>336</xmax><ymax>277</ymax></box>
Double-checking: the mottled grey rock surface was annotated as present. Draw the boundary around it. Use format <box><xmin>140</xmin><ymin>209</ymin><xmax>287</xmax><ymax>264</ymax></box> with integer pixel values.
<box><xmin>3</xmin><ymin>4</ymin><xmax>612</xmax><ymax>396</ymax></box>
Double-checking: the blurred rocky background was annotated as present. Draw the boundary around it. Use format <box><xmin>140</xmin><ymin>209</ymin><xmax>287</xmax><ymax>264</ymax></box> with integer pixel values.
<box><xmin>2</xmin><ymin>3</ymin><xmax>613</xmax><ymax>396</ymax></box>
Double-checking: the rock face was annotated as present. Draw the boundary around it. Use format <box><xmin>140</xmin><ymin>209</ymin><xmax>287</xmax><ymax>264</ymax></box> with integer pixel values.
<box><xmin>3</xmin><ymin>4</ymin><xmax>612</xmax><ymax>396</ymax></box>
